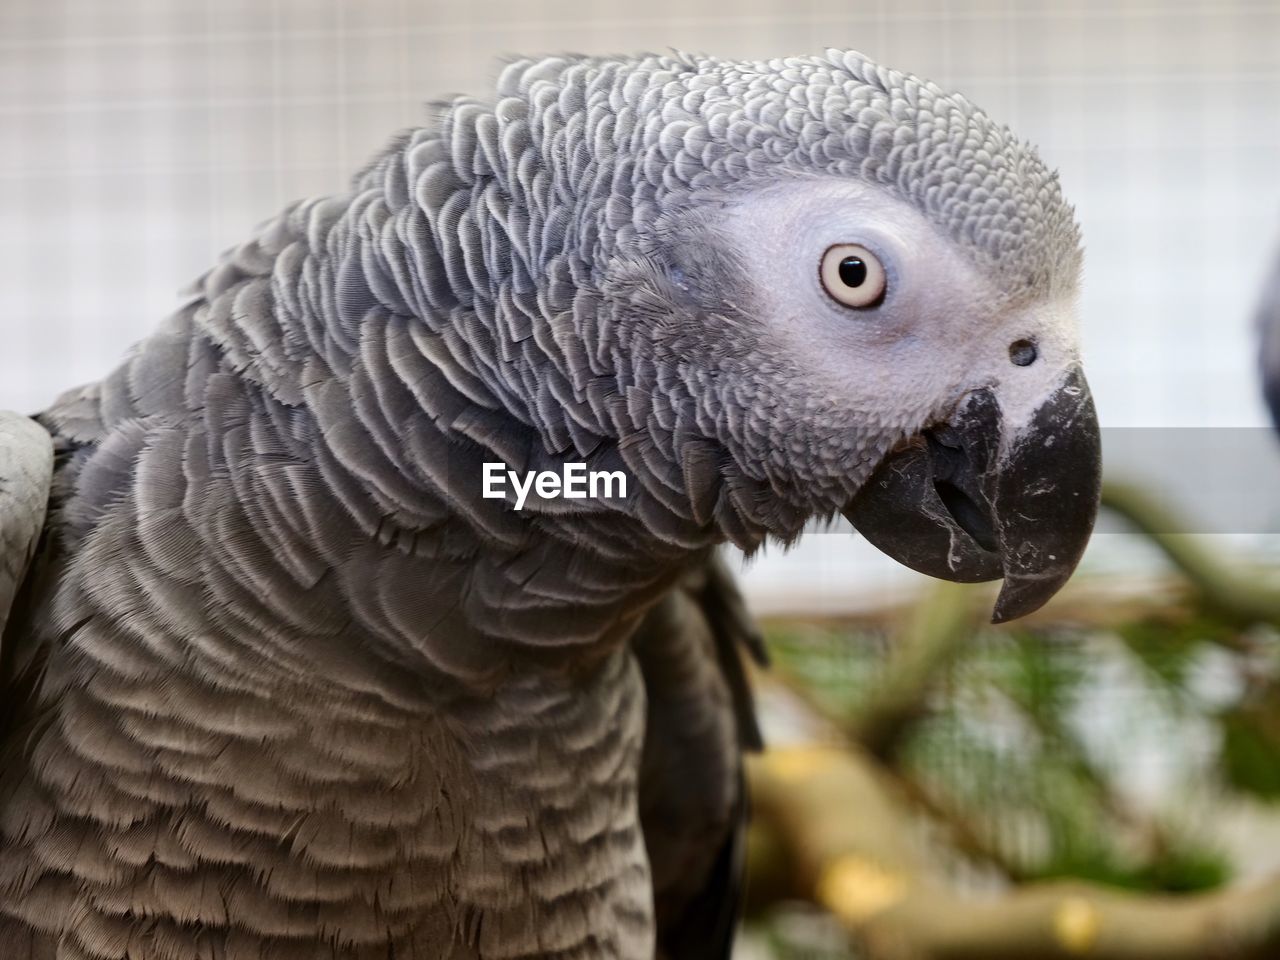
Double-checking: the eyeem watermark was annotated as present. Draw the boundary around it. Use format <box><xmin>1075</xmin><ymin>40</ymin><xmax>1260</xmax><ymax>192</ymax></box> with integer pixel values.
<box><xmin>482</xmin><ymin>462</ymin><xmax>628</xmax><ymax>511</ymax></box>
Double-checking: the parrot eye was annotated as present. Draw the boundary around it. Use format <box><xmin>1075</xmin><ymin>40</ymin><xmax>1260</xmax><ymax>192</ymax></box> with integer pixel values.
<box><xmin>820</xmin><ymin>243</ymin><xmax>887</xmax><ymax>308</ymax></box>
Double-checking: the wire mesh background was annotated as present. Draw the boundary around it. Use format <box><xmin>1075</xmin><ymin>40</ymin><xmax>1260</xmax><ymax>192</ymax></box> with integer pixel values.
<box><xmin>2</xmin><ymin>0</ymin><xmax>1279</xmax><ymax>611</ymax></box>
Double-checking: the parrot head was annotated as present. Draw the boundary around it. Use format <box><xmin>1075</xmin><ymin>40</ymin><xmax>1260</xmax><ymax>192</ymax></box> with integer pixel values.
<box><xmin>471</xmin><ymin>49</ymin><xmax>1101</xmax><ymax>621</ymax></box>
<box><xmin>702</xmin><ymin>176</ymin><xmax>1097</xmax><ymax>623</ymax></box>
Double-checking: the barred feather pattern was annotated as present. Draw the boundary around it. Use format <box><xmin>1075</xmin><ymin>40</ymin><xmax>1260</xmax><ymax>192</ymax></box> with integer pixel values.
<box><xmin>0</xmin><ymin>244</ymin><xmax>659</xmax><ymax>956</ymax></box>
<box><xmin>0</xmin><ymin>48</ymin><xmax>1075</xmax><ymax>957</ymax></box>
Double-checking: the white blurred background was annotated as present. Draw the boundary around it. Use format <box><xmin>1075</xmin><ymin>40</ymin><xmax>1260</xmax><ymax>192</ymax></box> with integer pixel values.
<box><xmin>2</xmin><ymin>0</ymin><xmax>1279</xmax><ymax>613</ymax></box>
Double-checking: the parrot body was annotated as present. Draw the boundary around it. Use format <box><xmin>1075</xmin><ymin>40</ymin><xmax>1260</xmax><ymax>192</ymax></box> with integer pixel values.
<box><xmin>0</xmin><ymin>50</ymin><xmax>1098</xmax><ymax>959</ymax></box>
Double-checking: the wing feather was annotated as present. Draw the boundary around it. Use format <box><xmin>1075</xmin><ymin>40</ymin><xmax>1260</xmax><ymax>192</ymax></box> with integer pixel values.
<box><xmin>636</xmin><ymin>551</ymin><xmax>764</xmax><ymax>960</ymax></box>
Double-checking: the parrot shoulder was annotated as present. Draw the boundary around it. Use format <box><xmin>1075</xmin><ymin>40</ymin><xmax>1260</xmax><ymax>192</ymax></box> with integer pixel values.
<box><xmin>0</xmin><ymin>412</ymin><xmax>53</xmax><ymax>645</ymax></box>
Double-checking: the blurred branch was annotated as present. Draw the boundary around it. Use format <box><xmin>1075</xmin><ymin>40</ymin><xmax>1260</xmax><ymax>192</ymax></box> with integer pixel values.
<box><xmin>750</xmin><ymin>578</ymin><xmax>1280</xmax><ymax>958</ymax></box>
<box><xmin>764</xmin><ymin>582</ymin><xmax>977</xmax><ymax>757</ymax></box>
<box><xmin>762</xmin><ymin>582</ymin><xmax>1029</xmax><ymax>879</ymax></box>
<box><xmin>998</xmin><ymin>633</ymin><xmax>1170</xmax><ymax>866</ymax></box>
<box><xmin>888</xmin><ymin>766</ymin><xmax>1033</xmax><ymax>883</ymax></box>
<box><xmin>847</xmin><ymin>581</ymin><xmax>975</xmax><ymax>761</ymax></box>
<box><xmin>1102</xmin><ymin>482</ymin><xmax>1280</xmax><ymax>625</ymax></box>
<box><xmin>749</xmin><ymin>741</ymin><xmax>1280</xmax><ymax>960</ymax></box>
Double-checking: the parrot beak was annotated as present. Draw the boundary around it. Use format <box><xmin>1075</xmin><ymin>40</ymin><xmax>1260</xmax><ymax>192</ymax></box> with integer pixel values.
<box><xmin>841</xmin><ymin>364</ymin><xmax>1101</xmax><ymax>623</ymax></box>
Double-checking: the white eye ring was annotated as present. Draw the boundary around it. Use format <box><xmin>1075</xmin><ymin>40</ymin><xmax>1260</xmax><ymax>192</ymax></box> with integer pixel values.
<box><xmin>820</xmin><ymin>243</ymin><xmax>887</xmax><ymax>308</ymax></box>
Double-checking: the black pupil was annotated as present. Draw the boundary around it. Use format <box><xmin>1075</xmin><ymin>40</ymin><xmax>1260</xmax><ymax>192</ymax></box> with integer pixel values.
<box><xmin>838</xmin><ymin>256</ymin><xmax>867</xmax><ymax>287</ymax></box>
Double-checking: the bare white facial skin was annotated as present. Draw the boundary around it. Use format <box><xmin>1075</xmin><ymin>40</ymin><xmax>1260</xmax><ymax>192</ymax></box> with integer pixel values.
<box><xmin>718</xmin><ymin>178</ymin><xmax>1083</xmax><ymax>452</ymax></box>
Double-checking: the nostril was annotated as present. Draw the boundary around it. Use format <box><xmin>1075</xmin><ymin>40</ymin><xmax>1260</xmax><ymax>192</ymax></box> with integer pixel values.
<box><xmin>1009</xmin><ymin>339</ymin><xmax>1038</xmax><ymax>367</ymax></box>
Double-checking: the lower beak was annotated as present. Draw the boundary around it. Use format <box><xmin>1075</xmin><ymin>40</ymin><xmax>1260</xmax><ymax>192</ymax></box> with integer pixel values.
<box><xmin>841</xmin><ymin>365</ymin><xmax>1102</xmax><ymax>623</ymax></box>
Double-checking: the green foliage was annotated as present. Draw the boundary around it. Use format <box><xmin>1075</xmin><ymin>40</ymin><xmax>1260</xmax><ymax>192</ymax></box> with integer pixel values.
<box><xmin>766</xmin><ymin>624</ymin><xmax>893</xmax><ymax>725</ymax></box>
<box><xmin>765</xmin><ymin>613</ymin><xmax>1244</xmax><ymax>899</ymax></box>
<box><xmin>1134</xmin><ymin>844</ymin><xmax>1232</xmax><ymax>893</ymax></box>
<box><xmin>1117</xmin><ymin>614</ymin><xmax>1231</xmax><ymax>689</ymax></box>
<box><xmin>1220</xmin><ymin>701</ymin><xmax>1280</xmax><ymax>799</ymax></box>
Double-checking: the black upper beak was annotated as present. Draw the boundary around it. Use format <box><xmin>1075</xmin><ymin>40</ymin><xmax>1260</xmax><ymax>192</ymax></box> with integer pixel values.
<box><xmin>841</xmin><ymin>365</ymin><xmax>1101</xmax><ymax>623</ymax></box>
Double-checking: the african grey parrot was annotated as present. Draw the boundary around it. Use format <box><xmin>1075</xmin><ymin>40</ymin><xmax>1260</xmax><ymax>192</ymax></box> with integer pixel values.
<box><xmin>0</xmin><ymin>49</ymin><xmax>1100</xmax><ymax>959</ymax></box>
<box><xmin>1260</xmin><ymin>237</ymin><xmax>1280</xmax><ymax>428</ymax></box>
